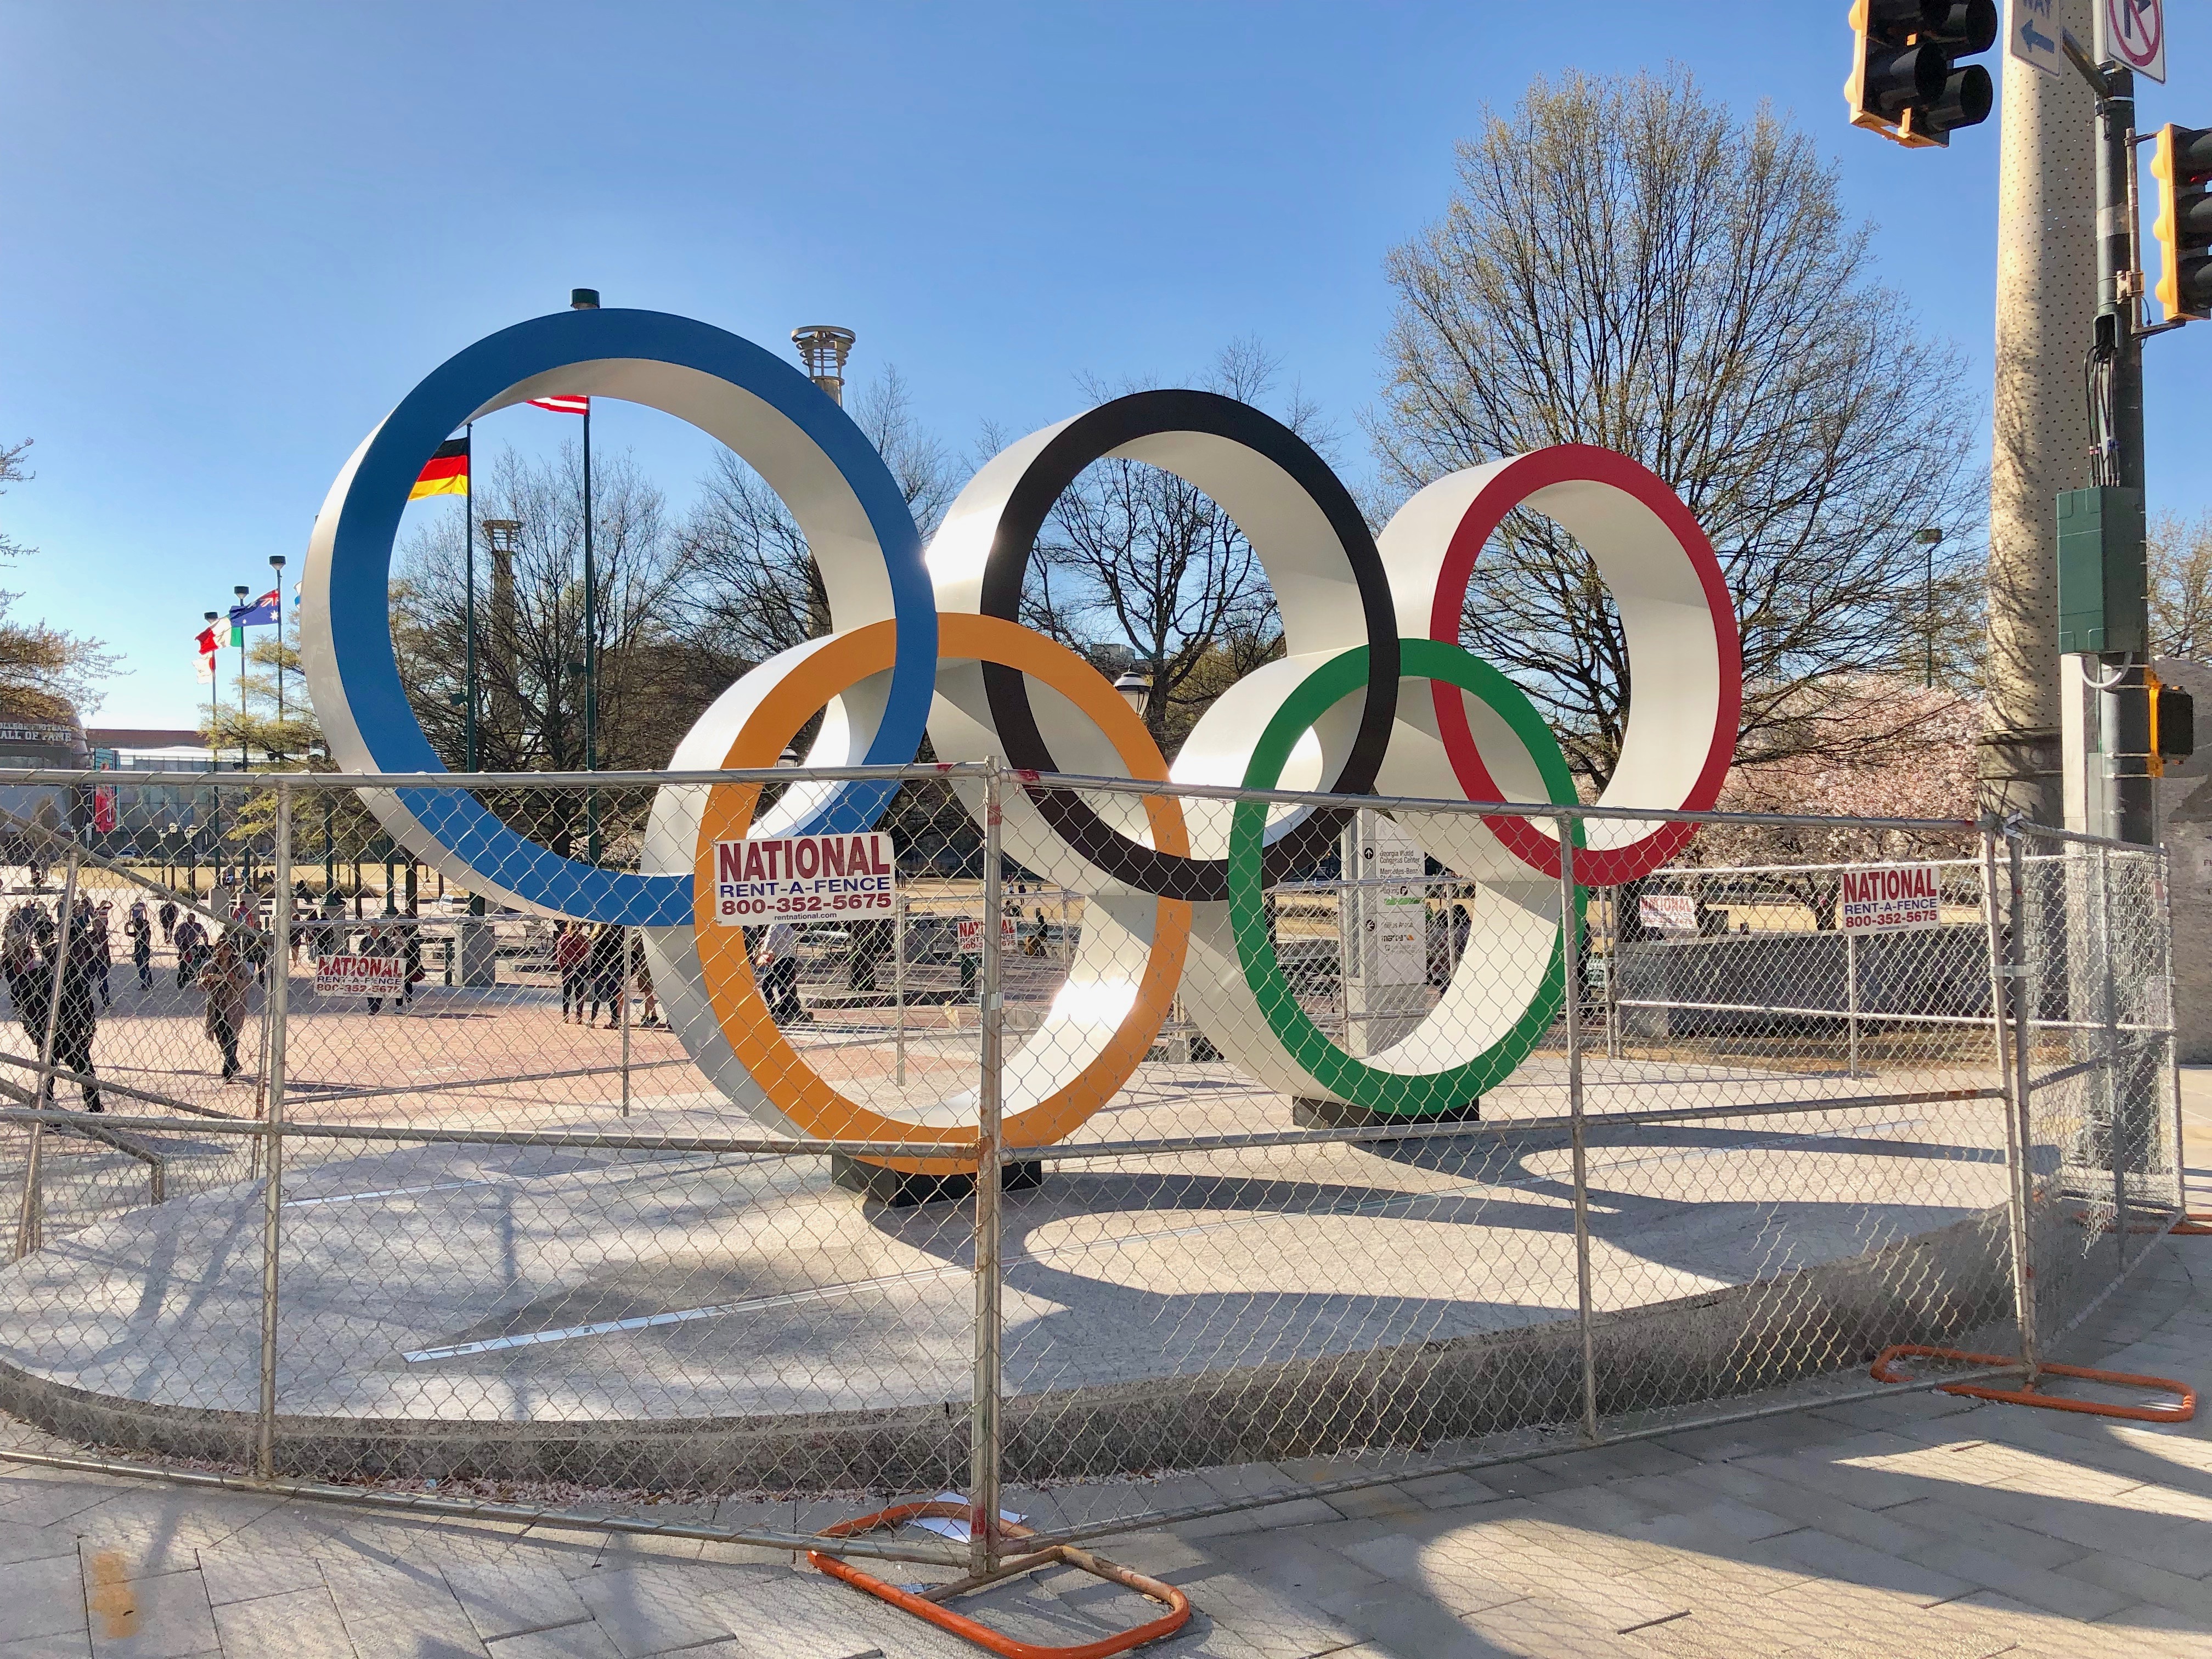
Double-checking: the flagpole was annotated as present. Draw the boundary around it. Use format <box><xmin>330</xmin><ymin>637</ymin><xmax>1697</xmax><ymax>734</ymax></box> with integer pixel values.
<box><xmin>464</xmin><ymin>421</ymin><xmax>477</xmax><ymax>774</ymax></box>
<box><xmin>572</xmin><ymin>289</ymin><xmax>600</xmax><ymax>864</ymax></box>
<box><xmin>232</xmin><ymin>585</ymin><xmax>250</xmax><ymax>771</ymax></box>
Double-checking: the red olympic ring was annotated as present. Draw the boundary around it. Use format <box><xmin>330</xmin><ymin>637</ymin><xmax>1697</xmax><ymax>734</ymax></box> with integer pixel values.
<box><xmin>1415</xmin><ymin>444</ymin><xmax>1741</xmax><ymax>887</ymax></box>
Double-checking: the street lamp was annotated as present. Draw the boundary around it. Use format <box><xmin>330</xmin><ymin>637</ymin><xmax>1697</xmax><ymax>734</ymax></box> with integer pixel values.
<box><xmin>1916</xmin><ymin>527</ymin><xmax>1944</xmax><ymax>687</ymax></box>
<box><xmin>1113</xmin><ymin>672</ymin><xmax>1151</xmax><ymax>720</ymax></box>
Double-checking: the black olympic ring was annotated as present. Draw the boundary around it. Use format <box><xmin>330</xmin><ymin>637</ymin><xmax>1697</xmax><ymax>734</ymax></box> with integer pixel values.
<box><xmin>974</xmin><ymin>389</ymin><xmax>1400</xmax><ymax>902</ymax></box>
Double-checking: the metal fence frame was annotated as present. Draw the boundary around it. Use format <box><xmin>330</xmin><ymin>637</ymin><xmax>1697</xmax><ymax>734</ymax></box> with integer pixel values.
<box><xmin>0</xmin><ymin>764</ymin><xmax>2182</xmax><ymax>1577</ymax></box>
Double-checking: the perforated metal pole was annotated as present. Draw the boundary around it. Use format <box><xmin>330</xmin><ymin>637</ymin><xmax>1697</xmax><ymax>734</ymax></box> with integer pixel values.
<box><xmin>13</xmin><ymin>848</ymin><xmax>80</xmax><ymax>1260</ymax></box>
<box><xmin>970</xmin><ymin>763</ymin><xmax>1006</xmax><ymax>1574</ymax></box>
<box><xmin>257</xmin><ymin>782</ymin><xmax>294</xmax><ymax>1479</ymax></box>
<box><xmin>1560</xmin><ymin>817</ymin><xmax>1595</xmax><ymax>1443</ymax></box>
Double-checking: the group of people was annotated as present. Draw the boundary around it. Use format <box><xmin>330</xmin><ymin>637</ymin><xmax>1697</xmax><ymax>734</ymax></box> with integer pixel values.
<box><xmin>553</xmin><ymin>921</ymin><xmax>657</xmax><ymax>1027</ymax></box>
<box><xmin>0</xmin><ymin>889</ymin><xmax>264</xmax><ymax>1107</ymax></box>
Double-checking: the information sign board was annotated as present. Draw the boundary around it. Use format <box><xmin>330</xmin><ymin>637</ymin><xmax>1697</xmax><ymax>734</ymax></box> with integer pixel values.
<box><xmin>315</xmin><ymin>954</ymin><xmax>408</xmax><ymax>997</ymax></box>
<box><xmin>1839</xmin><ymin>863</ymin><xmax>1944</xmax><ymax>934</ymax></box>
<box><xmin>711</xmin><ymin>832</ymin><xmax>896</xmax><ymax>925</ymax></box>
<box><xmin>956</xmin><ymin>915</ymin><xmax>1018</xmax><ymax>955</ymax></box>
<box><xmin>1639</xmin><ymin>893</ymin><xmax>1699</xmax><ymax>934</ymax></box>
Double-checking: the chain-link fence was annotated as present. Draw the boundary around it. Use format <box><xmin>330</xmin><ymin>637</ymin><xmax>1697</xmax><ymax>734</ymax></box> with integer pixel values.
<box><xmin>0</xmin><ymin>765</ymin><xmax>2181</xmax><ymax>1571</ymax></box>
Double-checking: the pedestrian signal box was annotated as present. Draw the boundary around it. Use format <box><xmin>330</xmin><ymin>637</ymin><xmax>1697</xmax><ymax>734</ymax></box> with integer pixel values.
<box><xmin>2056</xmin><ymin>487</ymin><xmax>2146</xmax><ymax>656</ymax></box>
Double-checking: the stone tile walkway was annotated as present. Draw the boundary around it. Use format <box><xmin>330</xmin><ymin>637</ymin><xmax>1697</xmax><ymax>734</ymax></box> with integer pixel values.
<box><xmin>0</xmin><ymin>1076</ymin><xmax>2207</xmax><ymax>1657</ymax></box>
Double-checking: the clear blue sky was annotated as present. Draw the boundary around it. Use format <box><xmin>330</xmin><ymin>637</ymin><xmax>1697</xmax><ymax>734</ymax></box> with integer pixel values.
<box><xmin>3</xmin><ymin>2</ymin><xmax>2207</xmax><ymax>730</ymax></box>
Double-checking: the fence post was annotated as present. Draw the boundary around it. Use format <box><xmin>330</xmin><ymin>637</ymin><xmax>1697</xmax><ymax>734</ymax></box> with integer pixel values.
<box><xmin>13</xmin><ymin>847</ymin><xmax>80</xmax><ymax>1260</ymax></box>
<box><xmin>1845</xmin><ymin>931</ymin><xmax>1861</xmax><ymax>1078</ymax></box>
<box><xmin>2004</xmin><ymin>825</ymin><xmax>2041</xmax><ymax>1385</ymax></box>
<box><xmin>970</xmin><ymin>761</ymin><xmax>1006</xmax><ymax>1575</ymax></box>
<box><xmin>2095</xmin><ymin>845</ymin><xmax>2128</xmax><ymax>1260</ymax></box>
<box><xmin>1604</xmin><ymin>885</ymin><xmax>1621</xmax><ymax>1060</ymax></box>
<box><xmin>1559</xmin><ymin>815</ymin><xmax>1596</xmax><ymax>1444</ymax></box>
<box><xmin>257</xmin><ymin>780</ymin><xmax>294</xmax><ymax>1481</ymax></box>
<box><xmin>620</xmin><ymin>927</ymin><xmax>633</xmax><ymax>1119</ymax></box>
<box><xmin>894</xmin><ymin>893</ymin><xmax>907</xmax><ymax>1087</ymax></box>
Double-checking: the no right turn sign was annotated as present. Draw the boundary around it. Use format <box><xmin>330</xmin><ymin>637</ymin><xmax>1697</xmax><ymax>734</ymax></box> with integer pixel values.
<box><xmin>2100</xmin><ymin>0</ymin><xmax>2168</xmax><ymax>83</ymax></box>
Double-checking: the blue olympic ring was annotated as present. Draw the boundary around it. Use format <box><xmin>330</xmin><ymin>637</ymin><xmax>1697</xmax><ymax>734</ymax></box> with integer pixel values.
<box><xmin>304</xmin><ymin>308</ymin><xmax>934</xmax><ymax>924</ymax></box>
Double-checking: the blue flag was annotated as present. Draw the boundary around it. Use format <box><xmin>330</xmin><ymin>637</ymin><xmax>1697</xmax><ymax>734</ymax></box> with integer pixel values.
<box><xmin>228</xmin><ymin>588</ymin><xmax>280</xmax><ymax>629</ymax></box>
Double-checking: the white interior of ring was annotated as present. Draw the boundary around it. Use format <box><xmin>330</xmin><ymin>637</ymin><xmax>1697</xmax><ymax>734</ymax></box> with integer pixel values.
<box><xmin>1175</xmin><ymin>674</ymin><xmax>1563</xmax><ymax>1103</ymax></box>
<box><xmin>1377</xmin><ymin>467</ymin><xmax>1725</xmax><ymax>858</ymax></box>
<box><xmin>642</xmin><ymin>648</ymin><xmax>1177</xmax><ymax>1133</ymax></box>
<box><xmin>927</xmin><ymin>417</ymin><xmax>1383</xmax><ymax>786</ymax></box>
<box><xmin>303</xmin><ymin>359</ymin><xmax>901</xmax><ymax>917</ymax></box>
<box><xmin>1169</xmin><ymin>654</ymin><xmax>1363</xmax><ymax>862</ymax></box>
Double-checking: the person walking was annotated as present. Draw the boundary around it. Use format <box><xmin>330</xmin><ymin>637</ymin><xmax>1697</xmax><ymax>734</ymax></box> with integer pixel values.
<box><xmin>199</xmin><ymin>936</ymin><xmax>253</xmax><ymax>1082</ymax></box>
<box><xmin>585</xmin><ymin>922</ymin><xmax>625</xmax><ymax>1028</ymax></box>
<box><xmin>554</xmin><ymin>922</ymin><xmax>589</xmax><ymax>1023</ymax></box>
<box><xmin>362</xmin><ymin>922</ymin><xmax>400</xmax><ymax>1015</ymax></box>
<box><xmin>157</xmin><ymin>897</ymin><xmax>178</xmax><ymax>945</ymax></box>
<box><xmin>172</xmin><ymin>911</ymin><xmax>208</xmax><ymax>990</ymax></box>
<box><xmin>89</xmin><ymin>902</ymin><xmax>114</xmax><ymax>1008</ymax></box>
<box><xmin>630</xmin><ymin>930</ymin><xmax>659</xmax><ymax>1028</ymax></box>
<box><xmin>400</xmin><ymin>912</ymin><xmax>423</xmax><ymax>1011</ymax></box>
<box><xmin>753</xmin><ymin>917</ymin><xmax>806</xmax><ymax>1025</ymax></box>
<box><xmin>126</xmin><ymin>904</ymin><xmax>154</xmax><ymax>991</ymax></box>
<box><xmin>46</xmin><ymin>917</ymin><xmax>103</xmax><ymax>1111</ymax></box>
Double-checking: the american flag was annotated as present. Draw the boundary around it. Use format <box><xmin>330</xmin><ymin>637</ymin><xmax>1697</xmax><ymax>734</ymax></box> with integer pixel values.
<box><xmin>528</xmin><ymin>393</ymin><xmax>589</xmax><ymax>415</ymax></box>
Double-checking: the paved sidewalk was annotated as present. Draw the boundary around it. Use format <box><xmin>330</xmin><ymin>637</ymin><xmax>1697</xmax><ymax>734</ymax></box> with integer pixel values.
<box><xmin>0</xmin><ymin>1085</ymin><xmax>2207</xmax><ymax>1657</ymax></box>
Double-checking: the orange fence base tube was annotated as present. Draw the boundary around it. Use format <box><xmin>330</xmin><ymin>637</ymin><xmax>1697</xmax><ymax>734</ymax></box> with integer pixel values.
<box><xmin>809</xmin><ymin>1502</ymin><xmax>1192</xmax><ymax>1659</ymax></box>
<box><xmin>1872</xmin><ymin>1345</ymin><xmax>2197</xmax><ymax>1423</ymax></box>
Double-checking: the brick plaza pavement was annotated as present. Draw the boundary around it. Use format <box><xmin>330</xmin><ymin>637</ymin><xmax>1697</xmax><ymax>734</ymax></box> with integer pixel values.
<box><xmin>0</xmin><ymin>1081</ymin><xmax>2204</xmax><ymax>1656</ymax></box>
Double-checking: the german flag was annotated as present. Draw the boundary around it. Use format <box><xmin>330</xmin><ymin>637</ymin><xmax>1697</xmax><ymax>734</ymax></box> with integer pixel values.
<box><xmin>409</xmin><ymin>436</ymin><xmax>469</xmax><ymax>501</ymax></box>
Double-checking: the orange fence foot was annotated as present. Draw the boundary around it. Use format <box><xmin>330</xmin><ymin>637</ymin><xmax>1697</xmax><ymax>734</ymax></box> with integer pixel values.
<box><xmin>2171</xmin><ymin>1212</ymin><xmax>2212</xmax><ymax>1237</ymax></box>
<box><xmin>808</xmin><ymin>1501</ymin><xmax>1191</xmax><ymax>1659</ymax></box>
<box><xmin>1872</xmin><ymin>1344</ymin><xmax>2196</xmax><ymax>1423</ymax></box>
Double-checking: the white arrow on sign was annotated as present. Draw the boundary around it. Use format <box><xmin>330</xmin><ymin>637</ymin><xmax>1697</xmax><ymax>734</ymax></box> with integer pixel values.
<box><xmin>2099</xmin><ymin>0</ymin><xmax>2166</xmax><ymax>83</ymax></box>
<box><xmin>2010</xmin><ymin>0</ymin><xmax>2063</xmax><ymax>76</ymax></box>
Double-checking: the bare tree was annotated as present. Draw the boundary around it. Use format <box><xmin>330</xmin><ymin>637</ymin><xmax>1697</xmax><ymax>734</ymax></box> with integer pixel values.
<box><xmin>2152</xmin><ymin>510</ymin><xmax>2212</xmax><ymax>661</ymax></box>
<box><xmin>1369</xmin><ymin>70</ymin><xmax>1985</xmax><ymax>789</ymax></box>
<box><xmin>0</xmin><ymin>438</ymin><xmax>117</xmax><ymax>722</ymax></box>
<box><xmin>1023</xmin><ymin>340</ymin><xmax>1327</xmax><ymax>753</ymax></box>
<box><xmin>392</xmin><ymin>443</ymin><xmax>691</xmax><ymax>772</ymax></box>
<box><xmin>1692</xmin><ymin>678</ymin><xmax>1980</xmax><ymax>928</ymax></box>
<box><xmin>679</xmin><ymin>365</ymin><xmax>961</xmax><ymax>669</ymax></box>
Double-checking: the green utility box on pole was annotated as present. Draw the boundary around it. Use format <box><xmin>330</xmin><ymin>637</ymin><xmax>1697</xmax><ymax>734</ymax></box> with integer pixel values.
<box><xmin>2055</xmin><ymin>486</ymin><xmax>2147</xmax><ymax>656</ymax></box>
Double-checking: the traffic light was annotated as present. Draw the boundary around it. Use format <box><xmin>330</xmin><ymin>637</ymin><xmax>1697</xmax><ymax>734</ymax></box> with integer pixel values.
<box><xmin>2149</xmin><ymin>671</ymin><xmax>2196</xmax><ymax>779</ymax></box>
<box><xmin>2150</xmin><ymin>125</ymin><xmax>2212</xmax><ymax>323</ymax></box>
<box><xmin>1847</xmin><ymin>0</ymin><xmax>1996</xmax><ymax>149</ymax></box>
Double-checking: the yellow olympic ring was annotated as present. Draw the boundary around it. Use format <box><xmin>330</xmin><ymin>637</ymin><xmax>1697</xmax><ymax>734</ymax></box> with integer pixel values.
<box><xmin>691</xmin><ymin>614</ymin><xmax>1192</xmax><ymax>1172</ymax></box>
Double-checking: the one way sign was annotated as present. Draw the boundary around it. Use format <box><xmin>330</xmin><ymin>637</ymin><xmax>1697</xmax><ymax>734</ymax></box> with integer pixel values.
<box><xmin>2010</xmin><ymin>0</ymin><xmax>2062</xmax><ymax>76</ymax></box>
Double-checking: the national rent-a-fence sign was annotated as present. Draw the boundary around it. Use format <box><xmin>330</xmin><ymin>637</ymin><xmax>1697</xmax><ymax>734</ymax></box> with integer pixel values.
<box><xmin>1839</xmin><ymin>863</ymin><xmax>1943</xmax><ymax>935</ymax></box>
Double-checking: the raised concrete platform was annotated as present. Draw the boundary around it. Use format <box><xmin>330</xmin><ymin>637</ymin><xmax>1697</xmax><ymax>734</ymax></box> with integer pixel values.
<box><xmin>0</xmin><ymin>1059</ymin><xmax>2018</xmax><ymax>1491</ymax></box>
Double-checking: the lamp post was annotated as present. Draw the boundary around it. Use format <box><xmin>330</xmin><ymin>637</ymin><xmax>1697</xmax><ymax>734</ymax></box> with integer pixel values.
<box><xmin>204</xmin><ymin>610</ymin><xmax>223</xmax><ymax>889</ymax></box>
<box><xmin>268</xmin><ymin>554</ymin><xmax>287</xmax><ymax>746</ymax></box>
<box><xmin>1113</xmin><ymin>671</ymin><xmax>1152</xmax><ymax>723</ymax></box>
<box><xmin>1916</xmin><ymin>527</ymin><xmax>1944</xmax><ymax>689</ymax></box>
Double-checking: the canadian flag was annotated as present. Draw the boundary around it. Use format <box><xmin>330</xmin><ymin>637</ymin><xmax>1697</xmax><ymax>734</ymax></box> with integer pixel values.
<box><xmin>195</xmin><ymin>624</ymin><xmax>217</xmax><ymax>683</ymax></box>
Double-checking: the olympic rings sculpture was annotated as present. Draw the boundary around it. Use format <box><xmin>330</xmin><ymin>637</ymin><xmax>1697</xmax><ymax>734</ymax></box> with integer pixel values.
<box><xmin>301</xmin><ymin>307</ymin><xmax>1742</xmax><ymax>1164</ymax></box>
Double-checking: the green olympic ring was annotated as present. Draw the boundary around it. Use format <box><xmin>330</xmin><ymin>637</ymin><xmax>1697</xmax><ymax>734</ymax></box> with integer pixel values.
<box><xmin>1227</xmin><ymin>637</ymin><xmax>1585</xmax><ymax>1116</ymax></box>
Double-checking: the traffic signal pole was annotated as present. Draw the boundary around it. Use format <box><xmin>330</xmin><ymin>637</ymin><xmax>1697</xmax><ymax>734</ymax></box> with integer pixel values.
<box><xmin>2064</xmin><ymin>33</ymin><xmax>2154</xmax><ymax>845</ymax></box>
